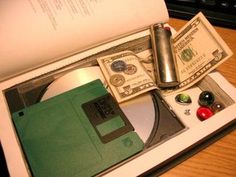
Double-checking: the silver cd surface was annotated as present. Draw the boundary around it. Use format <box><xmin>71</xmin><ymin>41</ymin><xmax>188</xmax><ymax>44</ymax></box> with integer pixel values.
<box><xmin>41</xmin><ymin>66</ymin><xmax>155</xmax><ymax>143</ymax></box>
<box><xmin>41</xmin><ymin>67</ymin><xmax>106</xmax><ymax>101</ymax></box>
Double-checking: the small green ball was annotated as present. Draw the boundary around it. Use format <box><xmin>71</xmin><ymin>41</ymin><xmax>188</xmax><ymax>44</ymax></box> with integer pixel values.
<box><xmin>175</xmin><ymin>93</ymin><xmax>192</xmax><ymax>105</ymax></box>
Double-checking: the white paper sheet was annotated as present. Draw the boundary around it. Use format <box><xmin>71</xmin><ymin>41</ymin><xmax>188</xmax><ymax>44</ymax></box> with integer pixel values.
<box><xmin>0</xmin><ymin>0</ymin><xmax>169</xmax><ymax>81</ymax></box>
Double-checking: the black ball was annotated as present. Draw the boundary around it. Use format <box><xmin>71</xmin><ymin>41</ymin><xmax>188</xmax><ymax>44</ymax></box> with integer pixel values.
<box><xmin>198</xmin><ymin>91</ymin><xmax>215</xmax><ymax>106</ymax></box>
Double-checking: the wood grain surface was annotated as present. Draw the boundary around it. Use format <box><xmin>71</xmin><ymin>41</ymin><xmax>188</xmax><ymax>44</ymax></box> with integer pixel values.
<box><xmin>158</xmin><ymin>18</ymin><xmax>236</xmax><ymax>177</ymax></box>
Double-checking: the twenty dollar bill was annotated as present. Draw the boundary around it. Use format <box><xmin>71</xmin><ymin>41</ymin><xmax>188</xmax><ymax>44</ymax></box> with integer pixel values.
<box><xmin>165</xmin><ymin>12</ymin><xmax>233</xmax><ymax>94</ymax></box>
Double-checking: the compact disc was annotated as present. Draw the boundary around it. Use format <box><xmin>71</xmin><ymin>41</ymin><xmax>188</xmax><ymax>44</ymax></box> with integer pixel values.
<box><xmin>41</xmin><ymin>67</ymin><xmax>106</xmax><ymax>101</ymax></box>
<box><xmin>41</xmin><ymin>66</ymin><xmax>155</xmax><ymax>143</ymax></box>
<box><xmin>119</xmin><ymin>93</ymin><xmax>155</xmax><ymax>143</ymax></box>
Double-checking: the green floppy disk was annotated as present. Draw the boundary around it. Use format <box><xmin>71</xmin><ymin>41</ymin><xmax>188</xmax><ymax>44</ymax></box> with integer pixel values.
<box><xmin>12</xmin><ymin>79</ymin><xmax>144</xmax><ymax>177</ymax></box>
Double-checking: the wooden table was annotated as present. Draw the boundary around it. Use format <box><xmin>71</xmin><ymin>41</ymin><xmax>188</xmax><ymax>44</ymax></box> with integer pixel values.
<box><xmin>159</xmin><ymin>18</ymin><xmax>236</xmax><ymax>177</ymax></box>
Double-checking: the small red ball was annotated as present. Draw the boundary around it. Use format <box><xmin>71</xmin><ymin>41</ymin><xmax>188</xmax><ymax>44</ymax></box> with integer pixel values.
<box><xmin>196</xmin><ymin>107</ymin><xmax>214</xmax><ymax>120</ymax></box>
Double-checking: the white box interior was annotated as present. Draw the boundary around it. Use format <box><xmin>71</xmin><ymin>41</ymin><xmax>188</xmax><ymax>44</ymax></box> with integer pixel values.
<box><xmin>0</xmin><ymin>28</ymin><xmax>235</xmax><ymax>177</ymax></box>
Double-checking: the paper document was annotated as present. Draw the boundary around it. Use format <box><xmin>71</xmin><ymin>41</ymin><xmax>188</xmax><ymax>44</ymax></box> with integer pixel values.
<box><xmin>0</xmin><ymin>0</ymin><xmax>168</xmax><ymax>81</ymax></box>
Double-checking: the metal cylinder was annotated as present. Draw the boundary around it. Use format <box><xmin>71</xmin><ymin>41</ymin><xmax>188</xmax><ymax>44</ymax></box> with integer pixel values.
<box><xmin>151</xmin><ymin>23</ymin><xmax>179</xmax><ymax>88</ymax></box>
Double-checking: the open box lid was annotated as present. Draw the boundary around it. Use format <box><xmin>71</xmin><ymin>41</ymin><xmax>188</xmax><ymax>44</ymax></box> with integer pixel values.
<box><xmin>0</xmin><ymin>0</ymin><xmax>168</xmax><ymax>82</ymax></box>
